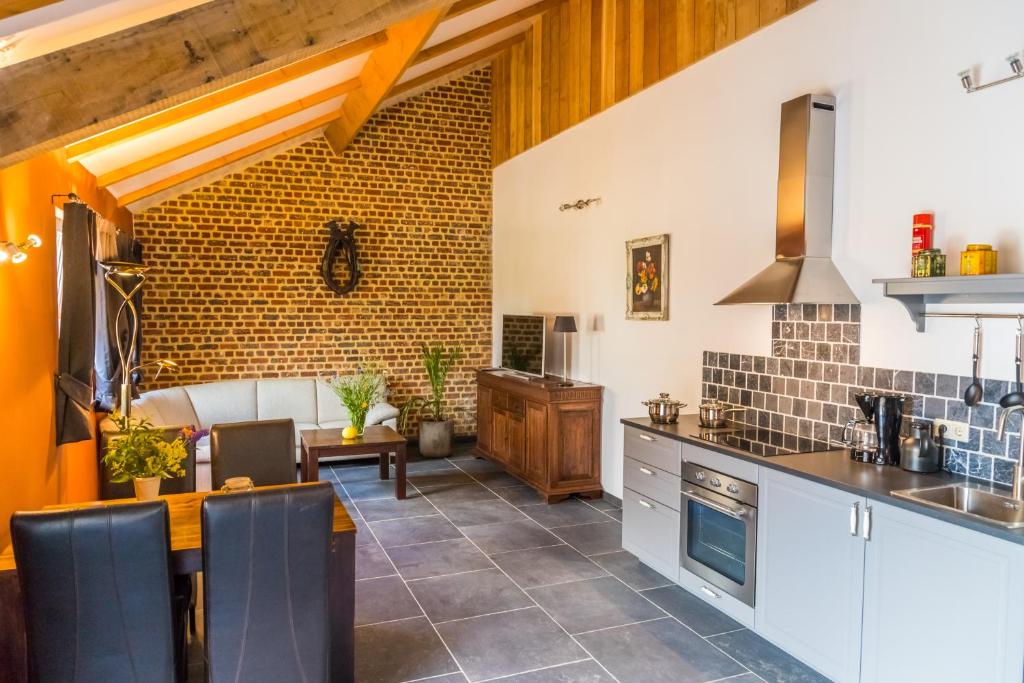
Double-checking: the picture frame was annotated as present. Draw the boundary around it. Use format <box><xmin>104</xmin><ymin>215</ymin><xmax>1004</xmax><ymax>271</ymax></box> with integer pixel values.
<box><xmin>626</xmin><ymin>234</ymin><xmax>669</xmax><ymax>320</ymax></box>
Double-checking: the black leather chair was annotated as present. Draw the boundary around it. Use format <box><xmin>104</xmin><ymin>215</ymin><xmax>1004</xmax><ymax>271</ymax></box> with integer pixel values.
<box><xmin>99</xmin><ymin>425</ymin><xmax>197</xmax><ymax>500</ymax></box>
<box><xmin>10</xmin><ymin>501</ymin><xmax>185</xmax><ymax>683</ymax></box>
<box><xmin>201</xmin><ymin>482</ymin><xmax>334</xmax><ymax>682</ymax></box>
<box><xmin>210</xmin><ymin>418</ymin><xmax>296</xmax><ymax>490</ymax></box>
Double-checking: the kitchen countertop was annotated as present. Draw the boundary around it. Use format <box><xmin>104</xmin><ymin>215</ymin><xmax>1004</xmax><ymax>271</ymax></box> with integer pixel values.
<box><xmin>622</xmin><ymin>414</ymin><xmax>1024</xmax><ymax>546</ymax></box>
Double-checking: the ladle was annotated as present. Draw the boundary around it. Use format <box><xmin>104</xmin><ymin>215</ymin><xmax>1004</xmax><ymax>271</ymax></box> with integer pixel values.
<box><xmin>999</xmin><ymin>317</ymin><xmax>1024</xmax><ymax>408</ymax></box>
<box><xmin>964</xmin><ymin>317</ymin><xmax>984</xmax><ymax>407</ymax></box>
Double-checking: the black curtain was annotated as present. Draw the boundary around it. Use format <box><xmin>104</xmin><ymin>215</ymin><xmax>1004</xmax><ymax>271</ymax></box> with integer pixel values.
<box><xmin>94</xmin><ymin>235</ymin><xmax>143</xmax><ymax>411</ymax></box>
<box><xmin>55</xmin><ymin>202</ymin><xmax>96</xmax><ymax>445</ymax></box>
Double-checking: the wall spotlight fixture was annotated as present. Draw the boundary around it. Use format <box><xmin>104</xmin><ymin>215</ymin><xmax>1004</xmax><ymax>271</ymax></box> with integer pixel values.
<box><xmin>959</xmin><ymin>52</ymin><xmax>1024</xmax><ymax>93</ymax></box>
<box><xmin>559</xmin><ymin>197</ymin><xmax>601</xmax><ymax>212</ymax></box>
<box><xmin>0</xmin><ymin>234</ymin><xmax>43</xmax><ymax>264</ymax></box>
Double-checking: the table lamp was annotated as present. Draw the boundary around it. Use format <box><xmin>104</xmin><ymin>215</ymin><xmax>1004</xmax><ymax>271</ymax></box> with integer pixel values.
<box><xmin>553</xmin><ymin>315</ymin><xmax>577</xmax><ymax>386</ymax></box>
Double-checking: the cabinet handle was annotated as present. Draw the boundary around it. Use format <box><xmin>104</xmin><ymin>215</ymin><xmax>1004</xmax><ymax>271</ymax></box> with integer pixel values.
<box><xmin>849</xmin><ymin>502</ymin><xmax>859</xmax><ymax>536</ymax></box>
<box><xmin>637</xmin><ymin>499</ymin><xmax>655</xmax><ymax>510</ymax></box>
<box><xmin>863</xmin><ymin>505</ymin><xmax>873</xmax><ymax>541</ymax></box>
<box><xmin>638</xmin><ymin>434</ymin><xmax>656</xmax><ymax>442</ymax></box>
<box><xmin>700</xmin><ymin>585</ymin><xmax>722</xmax><ymax>599</ymax></box>
<box><xmin>638</xmin><ymin>466</ymin><xmax>656</xmax><ymax>476</ymax></box>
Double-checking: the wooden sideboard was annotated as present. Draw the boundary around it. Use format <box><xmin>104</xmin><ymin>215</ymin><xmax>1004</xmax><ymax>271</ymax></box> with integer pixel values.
<box><xmin>475</xmin><ymin>369</ymin><xmax>603</xmax><ymax>503</ymax></box>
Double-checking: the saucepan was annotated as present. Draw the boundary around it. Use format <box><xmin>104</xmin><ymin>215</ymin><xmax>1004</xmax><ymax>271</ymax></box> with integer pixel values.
<box><xmin>643</xmin><ymin>393</ymin><xmax>687</xmax><ymax>424</ymax></box>
<box><xmin>698</xmin><ymin>400</ymin><xmax>745</xmax><ymax>428</ymax></box>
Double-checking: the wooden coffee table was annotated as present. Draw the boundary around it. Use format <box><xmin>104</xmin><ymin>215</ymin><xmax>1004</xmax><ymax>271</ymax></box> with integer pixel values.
<box><xmin>300</xmin><ymin>425</ymin><xmax>409</xmax><ymax>499</ymax></box>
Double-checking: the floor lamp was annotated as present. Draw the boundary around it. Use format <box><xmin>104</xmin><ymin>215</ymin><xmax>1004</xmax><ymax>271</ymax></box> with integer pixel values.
<box><xmin>553</xmin><ymin>315</ymin><xmax>577</xmax><ymax>387</ymax></box>
<box><xmin>100</xmin><ymin>260</ymin><xmax>177</xmax><ymax>417</ymax></box>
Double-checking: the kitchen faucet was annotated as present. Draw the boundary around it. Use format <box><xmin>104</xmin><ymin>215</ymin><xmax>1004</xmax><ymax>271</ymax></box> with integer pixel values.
<box><xmin>996</xmin><ymin>404</ymin><xmax>1024</xmax><ymax>500</ymax></box>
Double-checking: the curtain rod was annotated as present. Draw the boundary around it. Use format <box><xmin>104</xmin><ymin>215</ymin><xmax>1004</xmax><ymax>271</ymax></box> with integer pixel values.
<box><xmin>922</xmin><ymin>312</ymin><xmax>1024</xmax><ymax>320</ymax></box>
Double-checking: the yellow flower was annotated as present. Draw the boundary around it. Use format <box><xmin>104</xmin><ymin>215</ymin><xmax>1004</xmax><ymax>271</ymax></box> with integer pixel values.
<box><xmin>361</xmin><ymin>401</ymin><xmax>369</xmax><ymax>409</ymax></box>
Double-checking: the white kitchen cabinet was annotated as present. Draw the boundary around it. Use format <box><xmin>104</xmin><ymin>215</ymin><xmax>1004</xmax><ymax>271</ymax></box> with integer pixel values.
<box><xmin>859</xmin><ymin>500</ymin><xmax>1024</xmax><ymax>683</ymax></box>
<box><xmin>756</xmin><ymin>469</ymin><xmax>866</xmax><ymax>683</ymax></box>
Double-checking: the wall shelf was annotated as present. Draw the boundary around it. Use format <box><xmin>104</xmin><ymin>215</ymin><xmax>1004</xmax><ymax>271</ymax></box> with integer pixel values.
<box><xmin>873</xmin><ymin>274</ymin><xmax>1024</xmax><ymax>332</ymax></box>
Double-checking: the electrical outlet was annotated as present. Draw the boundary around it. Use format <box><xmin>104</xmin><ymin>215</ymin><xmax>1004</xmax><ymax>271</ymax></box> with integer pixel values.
<box><xmin>933</xmin><ymin>419</ymin><xmax>969</xmax><ymax>442</ymax></box>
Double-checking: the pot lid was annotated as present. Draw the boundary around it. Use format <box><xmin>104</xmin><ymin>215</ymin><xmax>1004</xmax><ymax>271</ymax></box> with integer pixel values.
<box><xmin>644</xmin><ymin>392</ymin><xmax>684</xmax><ymax>406</ymax></box>
<box><xmin>700</xmin><ymin>400</ymin><xmax>732</xmax><ymax>409</ymax></box>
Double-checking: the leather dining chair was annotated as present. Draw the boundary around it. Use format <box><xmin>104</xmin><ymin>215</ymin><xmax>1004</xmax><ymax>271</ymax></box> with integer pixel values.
<box><xmin>99</xmin><ymin>425</ymin><xmax>197</xmax><ymax>501</ymax></box>
<box><xmin>10</xmin><ymin>500</ymin><xmax>185</xmax><ymax>683</ymax></box>
<box><xmin>201</xmin><ymin>482</ymin><xmax>334</xmax><ymax>683</ymax></box>
<box><xmin>210</xmin><ymin>418</ymin><xmax>296</xmax><ymax>490</ymax></box>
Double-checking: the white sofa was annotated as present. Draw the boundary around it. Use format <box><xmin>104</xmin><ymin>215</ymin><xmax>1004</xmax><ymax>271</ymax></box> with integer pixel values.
<box><xmin>102</xmin><ymin>377</ymin><xmax>400</xmax><ymax>491</ymax></box>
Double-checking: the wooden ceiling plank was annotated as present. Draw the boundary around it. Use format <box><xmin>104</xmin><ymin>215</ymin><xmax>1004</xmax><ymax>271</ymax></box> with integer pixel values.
<box><xmin>116</xmin><ymin>111</ymin><xmax>339</xmax><ymax>207</ymax></box>
<box><xmin>0</xmin><ymin>0</ymin><xmax>57</xmax><ymax>19</ymax></box>
<box><xmin>96</xmin><ymin>77</ymin><xmax>362</xmax><ymax>186</ymax></box>
<box><xmin>445</xmin><ymin>0</ymin><xmax>498</xmax><ymax>19</ymax></box>
<box><xmin>415</xmin><ymin>0</ymin><xmax>559</xmax><ymax>65</ymax></box>
<box><xmin>391</xmin><ymin>32</ymin><xmax>525</xmax><ymax>97</ymax></box>
<box><xmin>66</xmin><ymin>31</ymin><xmax>387</xmax><ymax>162</ymax></box>
<box><xmin>323</xmin><ymin>7</ymin><xmax>449</xmax><ymax>155</ymax></box>
<box><xmin>1</xmin><ymin>0</ymin><xmax>452</xmax><ymax>168</ymax></box>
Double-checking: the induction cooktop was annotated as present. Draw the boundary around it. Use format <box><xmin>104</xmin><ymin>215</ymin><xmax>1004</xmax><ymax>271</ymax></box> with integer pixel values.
<box><xmin>691</xmin><ymin>426</ymin><xmax>837</xmax><ymax>457</ymax></box>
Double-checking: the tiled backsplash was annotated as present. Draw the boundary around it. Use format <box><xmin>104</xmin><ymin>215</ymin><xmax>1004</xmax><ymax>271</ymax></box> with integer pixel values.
<box><xmin>702</xmin><ymin>304</ymin><xmax>1022</xmax><ymax>486</ymax></box>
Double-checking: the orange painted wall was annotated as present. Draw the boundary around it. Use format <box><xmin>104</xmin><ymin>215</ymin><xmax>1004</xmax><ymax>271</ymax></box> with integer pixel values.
<box><xmin>0</xmin><ymin>150</ymin><xmax>131</xmax><ymax>550</ymax></box>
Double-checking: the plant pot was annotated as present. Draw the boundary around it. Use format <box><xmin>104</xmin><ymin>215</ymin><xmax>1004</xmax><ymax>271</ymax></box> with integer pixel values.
<box><xmin>418</xmin><ymin>419</ymin><xmax>454</xmax><ymax>458</ymax></box>
<box><xmin>133</xmin><ymin>476</ymin><xmax>161</xmax><ymax>501</ymax></box>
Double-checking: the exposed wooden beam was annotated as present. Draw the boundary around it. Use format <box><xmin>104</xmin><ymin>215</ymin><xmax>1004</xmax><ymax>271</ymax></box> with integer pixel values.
<box><xmin>392</xmin><ymin>32</ymin><xmax>525</xmax><ymax>97</ymax></box>
<box><xmin>414</xmin><ymin>0</ymin><xmax>558</xmax><ymax>65</ymax></box>
<box><xmin>66</xmin><ymin>32</ymin><xmax>386</xmax><ymax>162</ymax></box>
<box><xmin>0</xmin><ymin>0</ymin><xmax>452</xmax><ymax>168</ymax></box>
<box><xmin>116</xmin><ymin>110</ymin><xmax>339</xmax><ymax>207</ymax></box>
<box><xmin>323</xmin><ymin>7</ymin><xmax>449</xmax><ymax>155</ymax></box>
<box><xmin>445</xmin><ymin>0</ymin><xmax>497</xmax><ymax>20</ymax></box>
<box><xmin>0</xmin><ymin>0</ymin><xmax>57</xmax><ymax>19</ymax></box>
<box><xmin>95</xmin><ymin>77</ymin><xmax>362</xmax><ymax>186</ymax></box>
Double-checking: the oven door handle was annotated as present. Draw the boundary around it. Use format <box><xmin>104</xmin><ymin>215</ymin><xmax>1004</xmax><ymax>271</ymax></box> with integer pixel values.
<box><xmin>682</xmin><ymin>489</ymin><xmax>747</xmax><ymax>519</ymax></box>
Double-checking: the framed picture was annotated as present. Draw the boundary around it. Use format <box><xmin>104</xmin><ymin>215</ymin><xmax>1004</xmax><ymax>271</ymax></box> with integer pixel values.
<box><xmin>626</xmin><ymin>234</ymin><xmax>669</xmax><ymax>320</ymax></box>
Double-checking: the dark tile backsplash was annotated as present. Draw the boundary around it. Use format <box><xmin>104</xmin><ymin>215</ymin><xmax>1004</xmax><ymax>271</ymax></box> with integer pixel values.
<box><xmin>702</xmin><ymin>304</ymin><xmax>1021</xmax><ymax>486</ymax></box>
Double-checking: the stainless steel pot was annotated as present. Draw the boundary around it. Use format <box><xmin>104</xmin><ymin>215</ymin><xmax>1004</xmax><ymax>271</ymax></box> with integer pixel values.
<box><xmin>698</xmin><ymin>401</ymin><xmax>744</xmax><ymax>428</ymax></box>
<box><xmin>643</xmin><ymin>393</ymin><xmax>686</xmax><ymax>424</ymax></box>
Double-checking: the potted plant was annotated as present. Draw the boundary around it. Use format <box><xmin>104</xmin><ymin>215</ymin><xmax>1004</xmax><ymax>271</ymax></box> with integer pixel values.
<box><xmin>102</xmin><ymin>412</ymin><xmax>188</xmax><ymax>500</ymax></box>
<box><xmin>328</xmin><ymin>363</ymin><xmax>387</xmax><ymax>439</ymax></box>
<box><xmin>401</xmin><ymin>342</ymin><xmax>464</xmax><ymax>457</ymax></box>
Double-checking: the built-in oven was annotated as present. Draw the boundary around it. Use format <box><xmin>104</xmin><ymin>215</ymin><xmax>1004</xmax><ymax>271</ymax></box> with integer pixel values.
<box><xmin>679</xmin><ymin>461</ymin><xmax>757</xmax><ymax>607</ymax></box>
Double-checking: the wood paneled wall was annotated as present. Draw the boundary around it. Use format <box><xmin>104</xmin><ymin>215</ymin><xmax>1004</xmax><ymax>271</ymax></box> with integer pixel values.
<box><xmin>491</xmin><ymin>0</ymin><xmax>815</xmax><ymax>164</ymax></box>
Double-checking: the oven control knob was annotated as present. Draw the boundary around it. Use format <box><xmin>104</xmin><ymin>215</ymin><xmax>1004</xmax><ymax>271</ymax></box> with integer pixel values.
<box><xmin>710</xmin><ymin>477</ymin><xmax>722</xmax><ymax>488</ymax></box>
<box><xmin>727</xmin><ymin>483</ymin><xmax>740</xmax><ymax>494</ymax></box>
<box><xmin>696</xmin><ymin>471</ymin><xmax>706</xmax><ymax>481</ymax></box>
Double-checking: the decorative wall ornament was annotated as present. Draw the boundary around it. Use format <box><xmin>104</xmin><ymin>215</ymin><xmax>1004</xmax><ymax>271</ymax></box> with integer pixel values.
<box><xmin>559</xmin><ymin>197</ymin><xmax>601</xmax><ymax>212</ymax></box>
<box><xmin>320</xmin><ymin>219</ymin><xmax>361</xmax><ymax>295</ymax></box>
<box><xmin>626</xmin><ymin>234</ymin><xmax>669</xmax><ymax>321</ymax></box>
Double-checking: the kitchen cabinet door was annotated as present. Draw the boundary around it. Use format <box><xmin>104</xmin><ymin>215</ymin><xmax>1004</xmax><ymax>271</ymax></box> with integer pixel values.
<box><xmin>860</xmin><ymin>501</ymin><xmax>1024</xmax><ymax>683</ymax></box>
<box><xmin>756</xmin><ymin>469</ymin><xmax>865</xmax><ymax>683</ymax></box>
<box><xmin>622</xmin><ymin>487</ymin><xmax>680</xmax><ymax>581</ymax></box>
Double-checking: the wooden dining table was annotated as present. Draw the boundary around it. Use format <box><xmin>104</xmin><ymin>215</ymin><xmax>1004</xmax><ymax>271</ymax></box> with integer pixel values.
<box><xmin>0</xmin><ymin>483</ymin><xmax>357</xmax><ymax>683</ymax></box>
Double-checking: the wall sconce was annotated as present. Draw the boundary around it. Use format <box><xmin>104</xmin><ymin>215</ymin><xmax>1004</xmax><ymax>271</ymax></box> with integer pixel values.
<box><xmin>559</xmin><ymin>197</ymin><xmax>601</xmax><ymax>212</ymax></box>
<box><xmin>1</xmin><ymin>234</ymin><xmax>42</xmax><ymax>264</ymax></box>
<box><xmin>959</xmin><ymin>52</ymin><xmax>1024</xmax><ymax>93</ymax></box>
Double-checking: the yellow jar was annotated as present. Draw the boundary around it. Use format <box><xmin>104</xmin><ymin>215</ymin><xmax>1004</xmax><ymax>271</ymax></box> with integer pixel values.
<box><xmin>960</xmin><ymin>244</ymin><xmax>998</xmax><ymax>276</ymax></box>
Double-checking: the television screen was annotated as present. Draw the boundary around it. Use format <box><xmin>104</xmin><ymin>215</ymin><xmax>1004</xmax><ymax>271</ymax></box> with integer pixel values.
<box><xmin>500</xmin><ymin>314</ymin><xmax>546</xmax><ymax>377</ymax></box>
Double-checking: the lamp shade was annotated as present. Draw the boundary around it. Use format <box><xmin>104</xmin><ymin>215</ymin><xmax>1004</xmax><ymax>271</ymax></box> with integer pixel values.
<box><xmin>553</xmin><ymin>315</ymin><xmax>577</xmax><ymax>333</ymax></box>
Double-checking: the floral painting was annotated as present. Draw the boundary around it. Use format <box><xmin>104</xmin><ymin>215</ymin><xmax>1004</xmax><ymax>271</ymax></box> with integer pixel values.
<box><xmin>626</xmin><ymin>234</ymin><xmax>669</xmax><ymax>320</ymax></box>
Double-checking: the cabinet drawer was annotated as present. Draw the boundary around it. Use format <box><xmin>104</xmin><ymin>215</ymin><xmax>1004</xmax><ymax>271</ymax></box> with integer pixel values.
<box><xmin>624</xmin><ymin>427</ymin><xmax>680</xmax><ymax>475</ymax></box>
<box><xmin>492</xmin><ymin>391</ymin><xmax>508</xmax><ymax>411</ymax></box>
<box><xmin>506</xmin><ymin>395</ymin><xmax>525</xmax><ymax>416</ymax></box>
<box><xmin>622</xmin><ymin>487</ymin><xmax>680</xmax><ymax>578</ymax></box>
<box><xmin>623</xmin><ymin>457</ymin><xmax>680</xmax><ymax>511</ymax></box>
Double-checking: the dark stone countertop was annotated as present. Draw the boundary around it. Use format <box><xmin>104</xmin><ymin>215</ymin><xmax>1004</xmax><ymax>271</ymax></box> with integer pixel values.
<box><xmin>621</xmin><ymin>414</ymin><xmax>1024</xmax><ymax>546</ymax></box>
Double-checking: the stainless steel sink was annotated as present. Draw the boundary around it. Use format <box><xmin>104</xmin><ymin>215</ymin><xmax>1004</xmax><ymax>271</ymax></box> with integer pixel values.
<box><xmin>891</xmin><ymin>484</ymin><xmax>1024</xmax><ymax>529</ymax></box>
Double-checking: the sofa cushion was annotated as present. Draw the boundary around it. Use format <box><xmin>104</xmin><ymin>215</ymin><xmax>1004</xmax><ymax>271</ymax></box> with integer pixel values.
<box><xmin>132</xmin><ymin>386</ymin><xmax>199</xmax><ymax>428</ymax></box>
<box><xmin>184</xmin><ymin>380</ymin><xmax>257</xmax><ymax>428</ymax></box>
<box><xmin>315</xmin><ymin>380</ymin><xmax>349</xmax><ymax>424</ymax></box>
<box><xmin>257</xmin><ymin>378</ymin><xmax>318</xmax><ymax>424</ymax></box>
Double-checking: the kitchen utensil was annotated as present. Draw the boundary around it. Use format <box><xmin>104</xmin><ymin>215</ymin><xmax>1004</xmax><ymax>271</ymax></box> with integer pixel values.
<box><xmin>853</xmin><ymin>392</ymin><xmax>905</xmax><ymax>465</ymax></box>
<box><xmin>854</xmin><ymin>392</ymin><xmax>878</xmax><ymax>422</ymax></box>
<box><xmin>1000</xmin><ymin>317</ymin><xmax>1024</xmax><ymax>408</ymax></box>
<box><xmin>900</xmin><ymin>422</ymin><xmax>943</xmax><ymax>473</ymax></box>
<box><xmin>964</xmin><ymin>318</ymin><xmax>984</xmax><ymax>407</ymax></box>
<box><xmin>842</xmin><ymin>418</ymin><xmax>879</xmax><ymax>463</ymax></box>
<box><xmin>698</xmin><ymin>400</ymin><xmax>745</xmax><ymax>428</ymax></box>
<box><xmin>643</xmin><ymin>393</ymin><xmax>686</xmax><ymax>424</ymax></box>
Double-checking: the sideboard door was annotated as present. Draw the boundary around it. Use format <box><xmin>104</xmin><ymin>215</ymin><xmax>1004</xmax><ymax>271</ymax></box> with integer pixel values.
<box><xmin>477</xmin><ymin>385</ymin><xmax>492</xmax><ymax>454</ymax></box>
<box><xmin>550</xmin><ymin>402</ymin><xmax>602</xmax><ymax>489</ymax></box>
<box><xmin>523</xmin><ymin>400</ymin><xmax>548</xmax><ymax>483</ymax></box>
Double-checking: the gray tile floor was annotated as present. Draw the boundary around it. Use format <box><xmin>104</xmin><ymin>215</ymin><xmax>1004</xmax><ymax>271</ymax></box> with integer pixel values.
<box><xmin>328</xmin><ymin>445</ymin><xmax>831</xmax><ymax>683</ymax></box>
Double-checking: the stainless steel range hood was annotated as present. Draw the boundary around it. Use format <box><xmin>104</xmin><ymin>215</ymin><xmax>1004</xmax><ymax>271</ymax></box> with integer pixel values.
<box><xmin>716</xmin><ymin>94</ymin><xmax>859</xmax><ymax>305</ymax></box>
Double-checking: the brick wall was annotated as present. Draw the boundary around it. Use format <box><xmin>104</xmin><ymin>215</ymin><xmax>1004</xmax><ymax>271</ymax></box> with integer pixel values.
<box><xmin>133</xmin><ymin>69</ymin><xmax>492</xmax><ymax>437</ymax></box>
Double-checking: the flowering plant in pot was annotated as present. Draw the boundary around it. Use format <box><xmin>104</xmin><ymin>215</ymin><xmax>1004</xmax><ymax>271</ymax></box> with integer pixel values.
<box><xmin>328</xmin><ymin>362</ymin><xmax>388</xmax><ymax>439</ymax></box>
<box><xmin>103</xmin><ymin>412</ymin><xmax>188</xmax><ymax>500</ymax></box>
<box><xmin>400</xmin><ymin>343</ymin><xmax>464</xmax><ymax>457</ymax></box>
